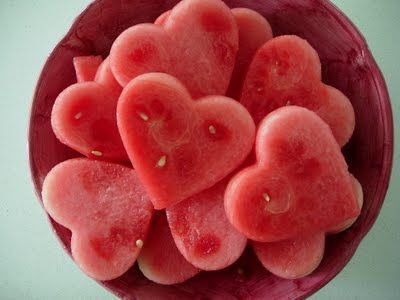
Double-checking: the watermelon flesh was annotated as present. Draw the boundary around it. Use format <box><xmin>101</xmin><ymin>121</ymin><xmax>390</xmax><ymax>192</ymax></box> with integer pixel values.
<box><xmin>51</xmin><ymin>82</ymin><xmax>128</xmax><ymax>162</ymax></box>
<box><xmin>154</xmin><ymin>10</ymin><xmax>171</xmax><ymax>26</ymax></box>
<box><xmin>41</xmin><ymin>158</ymin><xmax>154</xmax><ymax>281</ymax></box>
<box><xmin>167</xmin><ymin>179</ymin><xmax>247</xmax><ymax>271</ymax></box>
<box><xmin>253</xmin><ymin>232</ymin><xmax>325</xmax><ymax>280</ymax></box>
<box><xmin>110</xmin><ymin>0</ymin><xmax>238</xmax><ymax>98</ymax></box>
<box><xmin>117</xmin><ymin>73</ymin><xmax>255</xmax><ymax>209</ymax></box>
<box><xmin>73</xmin><ymin>55</ymin><xmax>103</xmax><ymax>82</ymax></box>
<box><xmin>329</xmin><ymin>174</ymin><xmax>364</xmax><ymax>234</ymax></box>
<box><xmin>240</xmin><ymin>35</ymin><xmax>355</xmax><ymax>147</ymax></box>
<box><xmin>138</xmin><ymin>212</ymin><xmax>200</xmax><ymax>285</ymax></box>
<box><xmin>94</xmin><ymin>57</ymin><xmax>123</xmax><ymax>98</ymax></box>
<box><xmin>226</xmin><ymin>8</ymin><xmax>273</xmax><ymax>99</ymax></box>
<box><xmin>224</xmin><ymin>106</ymin><xmax>360</xmax><ymax>242</ymax></box>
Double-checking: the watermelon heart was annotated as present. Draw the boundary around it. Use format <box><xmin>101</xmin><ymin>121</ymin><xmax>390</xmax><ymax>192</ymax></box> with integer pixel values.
<box><xmin>240</xmin><ymin>35</ymin><xmax>355</xmax><ymax>147</ymax></box>
<box><xmin>224</xmin><ymin>106</ymin><xmax>360</xmax><ymax>242</ymax></box>
<box><xmin>41</xmin><ymin>158</ymin><xmax>154</xmax><ymax>281</ymax></box>
<box><xmin>138</xmin><ymin>212</ymin><xmax>200</xmax><ymax>285</ymax></box>
<box><xmin>51</xmin><ymin>81</ymin><xmax>128</xmax><ymax>162</ymax></box>
<box><xmin>166</xmin><ymin>179</ymin><xmax>247</xmax><ymax>271</ymax></box>
<box><xmin>110</xmin><ymin>0</ymin><xmax>238</xmax><ymax>98</ymax></box>
<box><xmin>253</xmin><ymin>233</ymin><xmax>326</xmax><ymax>280</ymax></box>
<box><xmin>117</xmin><ymin>73</ymin><xmax>255</xmax><ymax>209</ymax></box>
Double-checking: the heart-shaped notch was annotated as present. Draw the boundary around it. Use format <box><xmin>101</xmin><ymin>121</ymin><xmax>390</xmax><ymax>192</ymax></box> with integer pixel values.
<box><xmin>117</xmin><ymin>73</ymin><xmax>255</xmax><ymax>209</ymax></box>
<box><xmin>240</xmin><ymin>35</ymin><xmax>355</xmax><ymax>147</ymax></box>
<box><xmin>42</xmin><ymin>158</ymin><xmax>154</xmax><ymax>281</ymax></box>
<box><xmin>225</xmin><ymin>106</ymin><xmax>360</xmax><ymax>242</ymax></box>
<box><xmin>110</xmin><ymin>0</ymin><xmax>238</xmax><ymax>98</ymax></box>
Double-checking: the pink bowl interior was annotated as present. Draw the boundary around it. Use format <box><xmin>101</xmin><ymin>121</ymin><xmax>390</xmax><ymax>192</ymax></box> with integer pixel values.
<box><xmin>29</xmin><ymin>0</ymin><xmax>393</xmax><ymax>299</ymax></box>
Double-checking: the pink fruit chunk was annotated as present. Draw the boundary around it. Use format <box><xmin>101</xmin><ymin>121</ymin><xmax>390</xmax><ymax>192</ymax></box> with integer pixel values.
<box><xmin>73</xmin><ymin>55</ymin><xmax>103</xmax><ymax>82</ymax></box>
<box><xmin>167</xmin><ymin>179</ymin><xmax>247</xmax><ymax>271</ymax></box>
<box><xmin>224</xmin><ymin>106</ymin><xmax>360</xmax><ymax>242</ymax></box>
<box><xmin>51</xmin><ymin>82</ymin><xmax>128</xmax><ymax>162</ymax></box>
<box><xmin>94</xmin><ymin>57</ymin><xmax>123</xmax><ymax>98</ymax></box>
<box><xmin>42</xmin><ymin>158</ymin><xmax>154</xmax><ymax>281</ymax></box>
<box><xmin>117</xmin><ymin>73</ymin><xmax>255</xmax><ymax>209</ymax></box>
<box><xmin>240</xmin><ymin>35</ymin><xmax>355</xmax><ymax>147</ymax></box>
<box><xmin>226</xmin><ymin>8</ymin><xmax>273</xmax><ymax>99</ymax></box>
<box><xmin>138</xmin><ymin>212</ymin><xmax>200</xmax><ymax>285</ymax></box>
<box><xmin>110</xmin><ymin>0</ymin><xmax>238</xmax><ymax>98</ymax></box>
<box><xmin>154</xmin><ymin>10</ymin><xmax>171</xmax><ymax>26</ymax></box>
<box><xmin>329</xmin><ymin>174</ymin><xmax>364</xmax><ymax>234</ymax></box>
<box><xmin>253</xmin><ymin>233</ymin><xmax>325</xmax><ymax>280</ymax></box>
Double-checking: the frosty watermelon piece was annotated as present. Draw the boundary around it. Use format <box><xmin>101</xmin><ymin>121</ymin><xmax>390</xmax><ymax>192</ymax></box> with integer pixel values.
<box><xmin>329</xmin><ymin>174</ymin><xmax>363</xmax><ymax>234</ymax></box>
<box><xmin>226</xmin><ymin>8</ymin><xmax>273</xmax><ymax>99</ymax></box>
<box><xmin>51</xmin><ymin>82</ymin><xmax>128</xmax><ymax>162</ymax></box>
<box><xmin>138</xmin><ymin>212</ymin><xmax>200</xmax><ymax>285</ymax></box>
<box><xmin>110</xmin><ymin>0</ymin><xmax>238</xmax><ymax>98</ymax></box>
<box><xmin>117</xmin><ymin>73</ymin><xmax>255</xmax><ymax>209</ymax></box>
<box><xmin>73</xmin><ymin>55</ymin><xmax>103</xmax><ymax>82</ymax></box>
<box><xmin>94</xmin><ymin>57</ymin><xmax>123</xmax><ymax>98</ymax></box>
<box><xmin>253</xmin><ymin>233</ymin><xmax>325</xmax><ymax>279</ymax></box>
<box><xmin>240</xmin><ymin>35</ymin><xmax>355</xmax><ymax>147</ymax></box>
<box><xmin>166</xmin><ymin>179</ymin><xmax>247</xmax><ymax>271</ymax></box>
<box><xmin>224</xmin><ymin>106</ymin><xmax>360</xmax><ymax>242</ymax></box>
<box><xmin>41</xmin><ymin>158</ymin><xmax>154</xmax><ymax>281</ymax></box>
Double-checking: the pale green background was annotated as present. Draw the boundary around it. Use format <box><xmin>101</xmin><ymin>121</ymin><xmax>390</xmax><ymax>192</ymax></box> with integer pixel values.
<box><xmin>0</xmin><ymin>0</ymin><xmax>398</xmax><ymax>299</ymax></box>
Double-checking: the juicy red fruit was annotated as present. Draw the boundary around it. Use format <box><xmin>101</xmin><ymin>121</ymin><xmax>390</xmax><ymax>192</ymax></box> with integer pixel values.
<box><xmin>167</xmin><ymin>179</ymin><xmax>247</xmax><ymax>271</ymax></box>
<box><xmin>51</xmin><ymin>82</ymin><xmax>128</xmax><ymax>162</ymax></box>
<box><xmin>225</xmin><ymin>106</ymin><xmax>360</xmax><ymax>242</ymax></box>
<box><xmin>253</xmin><ymin>233</ymin><xmax>325</xmax><ymax>279</ymax></box>
<box><xmin>138</xmin><ymin>212</ymin><xmax>199</xmax><ymax>285</ymax></box>
<box><xmin>241</xmin><ymin>35</ymin><xmax>355</xmax><ymax>147</ymax></box>
<box><xmin>41</xmin><ymin>158</ymin><xmax>154</xmax><ymax>280</ymax></box>
<box><xmin>110</xmin><ymin>0</ymin><xmax>238</xmax><ymax>98</ymax></box>
<box><xmin>118</xmin><ymin>73</ymin><xmax>255</xmax><ymax>209</ymax></box>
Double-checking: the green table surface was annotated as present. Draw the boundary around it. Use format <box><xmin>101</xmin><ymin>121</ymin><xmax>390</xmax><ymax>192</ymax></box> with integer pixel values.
<box><xmin>0</xmin><ymin>0</ymin><xmax>398</xmax><ymax>299</ymax></box>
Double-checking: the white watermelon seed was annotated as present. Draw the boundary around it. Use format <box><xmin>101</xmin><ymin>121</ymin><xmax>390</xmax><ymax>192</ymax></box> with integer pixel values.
<box><xmin>138</xmin><ymin>112</ymin><xmax>149</xmax><ymax>121</ymax></box>
<box><xmin>263</xmin><ymin>193</ymin><xmax>271</xmax><ymax>202</ymax></box>
<box><xmin>208</xmin><ymin>125</ymin><xmax>216</xmax><ymax>135</ymax></box>
<box><xmin>136</xmin><ymin>239</ymin><xmax>144</xmax><ymax>248</ymax></box>
<box><xmin>286</xmin><ymin>100</ymin><xmax>291</xmax><ymax>106</ymax></box>
<box><xmin>257</xmin><ymin>87</ymin><xmax>263</xmax><ymax>92</ymax></box>
<box><xmin>156</xmin><ymin>155</ymin><xmax>167</xmax><ymax>168</ymax></box>
<box><xmin>91</xmin><ymin>150</ymin><xmax>103</xmax><ymax>157</ymax></box>
<box><xmin>74</xmin><ymin>112</ymin><xmax>82</xmax><ymax>120</ymax></box>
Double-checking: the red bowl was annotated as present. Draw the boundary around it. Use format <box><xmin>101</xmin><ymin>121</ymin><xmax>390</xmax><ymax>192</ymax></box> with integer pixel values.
<box><xmin>29</xmin><ymin>0</ymin><xmax>393</xmax><ymax>298</ymax></box>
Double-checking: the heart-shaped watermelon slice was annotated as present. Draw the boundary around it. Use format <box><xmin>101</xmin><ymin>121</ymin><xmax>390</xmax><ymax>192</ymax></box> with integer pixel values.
<box><xmin>166</xmin><ymin>179</ymin><xmax>247</xmax><ymax>271</ymax></box>
<box><xmin>51</xmin><ymin>82</ymin><xmax>128</xmax><ymax>162</ymax></box>
<box><xmin>253</xmin><ymin>233</ymin><xmax>325</xmax><ymax>280</ymax></box>
<box><xmin>225</xmin><ymin>106</ymin><xmax>360</xmax><ymax>242</ymax></box>
<box><xmin>41</xmin><ymin>158</ymin><xmax>154</xmax><ymax>280</ymax></box>
<box><xmin>110</xmin><ymin>0</ymin><xmax>238</xmax><ymax>98</ymax></box>
<box><xmin>240</xmin><ymin>35</ymin><xmax>355</xmax><ymax>147</ymax></box>
<box><xmin>138</xmin><ymin>212</ymin><xmax>200</xmax><ymax>285</ymax></box>
<box><xmin>117</xmin><ymin>73</ymin><xmax>255</xmax><ymax>209</ymax></box>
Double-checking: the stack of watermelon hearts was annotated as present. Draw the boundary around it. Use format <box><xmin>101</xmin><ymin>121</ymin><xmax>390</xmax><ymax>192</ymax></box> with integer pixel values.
<box><xmin>42</xmin><ymin>0</ymin><xmax>362</xmax><ymax>285</ymax></box>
